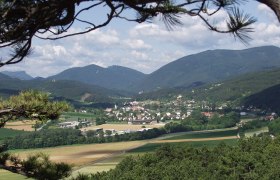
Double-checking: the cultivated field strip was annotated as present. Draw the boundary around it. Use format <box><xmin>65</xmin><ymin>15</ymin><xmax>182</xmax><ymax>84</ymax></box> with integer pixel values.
<box><xmin>153</xmin><ymin>136</ymin><xmax>238</xmax><ymax>143</ymax></box>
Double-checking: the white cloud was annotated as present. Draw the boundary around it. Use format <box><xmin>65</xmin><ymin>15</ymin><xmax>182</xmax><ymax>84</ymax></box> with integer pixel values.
<box><xmin>130</xmin><ymin>50</ymin><xmax>148</xmax><ymax>59</ymax></box>
<box><xmin>1</xmin><ymin>3</ymin><xmax>280</xmax><ymax>77</ymax></box>
<box><xmin>124</xmin><ymin>39</ymin><xmax>151</xmax><ymax>49</ymax></box>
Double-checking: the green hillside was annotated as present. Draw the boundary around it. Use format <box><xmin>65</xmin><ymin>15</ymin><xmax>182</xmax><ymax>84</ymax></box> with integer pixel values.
<box><xmin>136</xmin><ymin>68</ymin><xmax>280</xmax><ymax>112</ymax></box>
<box><xmin>243</xmin><ymin>84</ymin><xmax>280</xmax><ymax>112</ymax></box>
<box><xmin>0</xmin><ymin>74</ymin><xmax>128</xmax><ymax>104</ymax></box>
<box><xmin>187</xmin><ymin>68</ymin><xmax>280</xmax><ymax>103</ymax></box>
<box><xmin>134</xmin><ymin>46</ymin><xmax>280</xmax><ymax>92</ymax></box>
<box><xmin>1</xmin><ymin>71</ymin><xmax>33</xmax><ymax>80</ymax></box>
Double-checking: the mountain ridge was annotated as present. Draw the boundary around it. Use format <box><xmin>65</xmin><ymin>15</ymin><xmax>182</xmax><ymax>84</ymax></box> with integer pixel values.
<box><xmin>133</xmin><ymin>46</ymin><xmax>280</xmax><ymax>92</ymax></box>
<box><xmin>48</xmin><ymin>64</ymin><xmax>146</xmax><ymax>91</ymax></box>
<box><xmin>1</xmin><ymin>71</ymin><xmax>33</xmax><ymax>80</ymax></box>
<box><xmin>0</xmin><ymin>72</ymin><xmax>128</xmax><ymax>102</ymax></box>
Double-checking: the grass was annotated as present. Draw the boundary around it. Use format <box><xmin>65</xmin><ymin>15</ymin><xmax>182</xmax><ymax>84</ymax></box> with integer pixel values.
<box><xmin>10</xmin><ymin>141</ymin><xmax>146</xmax><ymax>166</ymax></box>
<box><xmin>71</xmin><ymin>153</ymin><xmax>131</xmax><ymax>177</ymax></box>
<box><xmin>74</xmin><ymin>138</ymin><xmax>238</xmax><ymax>175</ymax></box>
<box><xmin>60</xmin><ymin>112</ymin><xmax>97</xmax><ymax>122</ymax></box>
<box><xmin>82</xmin><ymin>123</ymin><xmax>165</xmax><ymax>131</ymax></box>
<box><xmin>0</xmin><ymin>169</ymin><xmax>32</xmax><ymax>180</ymax></box>
<box><xmin>130</xmin><ymin>139</ymin><xmax>238</xmax><ymax>153</ymax></box>
<box><xmin>62</xmin><ymin>112</ymin><xmax>97</xmax><ymax>118</ymax></box>
<box><xmin>71</xmin><ymin>163</ymin><xmax>117</xmax><ymax>177</ymax></box>
<box><xmin>164</xmin><ymin>129</ymin><xmax>238</xmax><ymax>140</ymax></box>
<box><xmin>8</xmin><ymin>127</ymin><xmax>239</xmax><ymax>176</ymax></box>
<box><xmin>0</xmin><ymin>128</ymin><xmax>29</xmax><ymax>143</ymax></box>
<box><xmin>4</xmin><ymin>120</ymin><xmax>35</xmax><ymax>131</ymax></box>
<box><xmin>245</xmin><ymin>126</ymin><xmax>269</xmax><ymax>137</ymax></box>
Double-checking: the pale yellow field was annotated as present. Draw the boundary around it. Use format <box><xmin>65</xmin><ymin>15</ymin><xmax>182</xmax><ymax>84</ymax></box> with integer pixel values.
<box><xmin>81</xmin><ymin>123</ymin><xmax>165</xmax><ymax>131</ymax></box>
<box><xmin>153</xmin><ymin>136</ymin><xmax>238</xmax><ymax>143</ymax></box>
<box><xmin>71</xmin><ymin>163</ymin><xmax>117</xmax><ymax>177</ymax></box>
<box><xmin>12</xmin><ymin>141</ymin><xmax>146</xmax><ymax>166</ymax></box>
<box><xmin>5</xmin><ymin>120</ymin><xmax>35</xmax><ymax>131</ymax></box>
<box><xmin>0</xmin><ymin>169</ymin><xmax>33</xmax><ymax>180</ymax></box>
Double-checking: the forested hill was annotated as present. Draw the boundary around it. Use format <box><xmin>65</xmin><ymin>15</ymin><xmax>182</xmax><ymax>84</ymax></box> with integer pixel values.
<box><xmin>1</xmin><ymin>71</ymin><xmax>33</xmax><ymax>80</ymax></box>
<box><xmin>136</xmin><ymin>68</ymin><xmax>280</xmax><ymax>109</ymax></box>
<box><xmin>0</xmin><ymin>73</ymin><xmax>126</xmax><ymax>102</ymax></box>
<box><xmin>186</xmin><ymin>68</ymin><xmax>280</xmax><ymax>103</ymax></box>
<box><xmin>0</xmin><ymin>72</ymin><xmax>13</xmax><ymax>81</ymax></box>
<box><xmin>134</xmin><ymin>46</ymin><xmax>280</xmax><ymax>92</ymax></box>
<box><xmin>243</xmin><ymin>84</ymin><xmax>280</xmax><ymax>112</ymax></box>
<box><xmin>48</xmin><ymin>64</ymin><xmax>146</xmax><ymax>91</ymax></box>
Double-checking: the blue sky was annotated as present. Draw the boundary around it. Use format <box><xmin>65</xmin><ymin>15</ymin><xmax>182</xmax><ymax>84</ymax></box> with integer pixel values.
<box><xmin>1</xmin><ymin>1</ymin><xmax>280</xmax><ymax>77</ymax></box>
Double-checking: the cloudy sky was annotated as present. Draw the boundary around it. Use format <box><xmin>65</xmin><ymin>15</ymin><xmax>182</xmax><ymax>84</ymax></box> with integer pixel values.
<box><xmin>1</xmin><ymin>1</ymin><xmax>280</xmax><ymax>77</ymax></box>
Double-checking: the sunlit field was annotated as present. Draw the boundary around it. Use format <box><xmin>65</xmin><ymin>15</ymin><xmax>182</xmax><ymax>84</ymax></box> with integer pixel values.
<box><xmin>81</xmin><ymin>123</ymin><xmax>165</xmax><ymax>131</ymax></box>
<box><xmin>0</xmin><ymin>169</ymin><xmax>33</xmax><ymax>180</ymax></box>
<box><xmin>4</xmin><ymin>120</ymin><xmax>35</xmax><ymax>131</ymax></box>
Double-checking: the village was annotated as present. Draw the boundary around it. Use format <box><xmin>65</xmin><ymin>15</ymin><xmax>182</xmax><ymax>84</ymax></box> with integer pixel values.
<box><xmin>56</xmin><ymin>95</ymin><xmax>278</xmax><ymax>137</ymax></box>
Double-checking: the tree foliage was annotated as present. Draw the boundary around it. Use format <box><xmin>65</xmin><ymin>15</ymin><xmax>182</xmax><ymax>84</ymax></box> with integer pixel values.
<box><xmin>77</xmin><ymin>136</ymin><xmax>280</xmax><ymax>180</ymax></box>
<box><xmin>0</xmin><ymin>152</ymin><xmax>72</xmax><ymax>180</ymax></box>
<box><xmin>5</xmin><ymin>128</ymin><xmax>166</xmax><ymax>149</ymax></box>
<box><xmin>5</xmin><ymin>115</ymin><xmax>240</xmax><ymax>150</ymax></box>
<box><xmin>268</xmin><ymin>118</ymin><xmax>280</xmax><ymax>135</ymax></box>
<box><xmin>1</xmin><ymin>0</ymin><xmax>275</xmax><ymax>66</ymax></box>
<box><xmin>0</xmin><ymin>90</ymin><xmax>71</xmax><ymax>127</ymax></box>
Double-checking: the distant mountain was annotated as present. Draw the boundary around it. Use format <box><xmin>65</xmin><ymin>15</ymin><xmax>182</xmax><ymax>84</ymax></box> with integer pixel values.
<box><xmin>134</xmin><ymin>46</ymin><xmax>280</xmax><ymax>92</ymax></box>
<box><xmin>0</xmin><ymin>73</ymin><xmax>128</xmax><ymax>103</ymax></box>
<box><xmin>1</xmin><ymin>71</ymin><xmax>33</xmax><ymax>80</ymax></box>
<box><xmin>48</xmin><ymin>65</ymin><xmax>146</xmax><ymax>91</ymax></box>
<box><xmin>0</xmin><ymin>72</ymin><xmax>13</xmax><ymax>81</ymax></box>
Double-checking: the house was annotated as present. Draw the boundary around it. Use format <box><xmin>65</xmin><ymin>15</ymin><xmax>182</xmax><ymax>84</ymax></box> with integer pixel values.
<box><xmin>58</xmin><ymin>121</ymin><xmax>80</xmax><ymax>129</ymax></box>
<box><xmin>105</xmin><ymin>108</ymin><xmax>112</xmax><ymax>112</ymax></box>
<box><xmin>264</xmin><ymin>112</ymin><xmax>278</xmax><ymax>121</ymax></box>
<box><xmin>201</xmin><ymin>112</ymin><xmax>214</xmax><ymax>118</ymax></box>
<box><xmin>265</xmin><ymin>115</ymin><xmax>275</xmax><ymax>121</ymax></box>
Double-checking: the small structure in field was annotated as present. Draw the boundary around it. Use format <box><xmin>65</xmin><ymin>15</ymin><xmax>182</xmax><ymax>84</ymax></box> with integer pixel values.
<box><xmin>58</xmin><ymin>121</ymin><xmax>80</xmax><ymax>129</ymax></box>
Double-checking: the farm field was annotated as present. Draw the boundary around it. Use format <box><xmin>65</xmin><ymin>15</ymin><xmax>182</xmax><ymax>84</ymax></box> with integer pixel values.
<box><xmin>163</xmin><ymin>129</ymin><xmax>238</xmax><ymax>140</ymax></box>
<box><xmin>9</xmin><ymin>127</ymin><xmax>240</xmax><ymax>177</ymax></box>
<box><xmin>61</xmin><ymin>112</ymin><xmax>97</xmax><ymax>121</ymax></box>
<box><xmin>0</xmin><ymin>169</ymin><xmax>33</xmax><ymax>180</ymax></box>
<box><xmin>71</xmin><ymin>156</ymin><xmax>123</xmax><ymax>177</ymax></box>
<box><xmin>10</xmin><ymin>141</ymin><xmax>147</xmax><ymax>166</ymax></box>
<box><xmin>72</xmin><ymin>138</ymin><xmax>239</xmax><ymax>176</ymax></box>
<box><xmin>130</xmin><ymin>139</ymin><xmax>238</xmax><ymax>153</ymax></box>
<box><xmin>244</xmin><ymin>126</ymin><xmax>269</xmax><ymax>137</ymax></box>
<box><xmin>4</xmin><ymin>120</ymin><xmax>35</xmax><ymax>131</ymax></box>
<box><xmin>81</xmin><ymin>123</ymin><xmax>165</xmax><ymax>131</ymax></box>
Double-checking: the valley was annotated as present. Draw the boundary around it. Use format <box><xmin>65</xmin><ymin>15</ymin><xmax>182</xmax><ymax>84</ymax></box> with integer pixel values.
<box><xmin>1</xmin><ymin>46</ymin><xmax>280</xmax><ymax>179</ymax></box>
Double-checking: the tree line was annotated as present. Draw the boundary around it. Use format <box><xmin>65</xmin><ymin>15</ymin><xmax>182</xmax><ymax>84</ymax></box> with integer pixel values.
<box><xmin>4</xmin><ymin>111</ymin><xmax>241</xmax><ymax>149</ymax></box>
<box><xmin>5</xmin><ymin>128</ymin><xmax>166</xmax><ymax>150</ymax></box>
